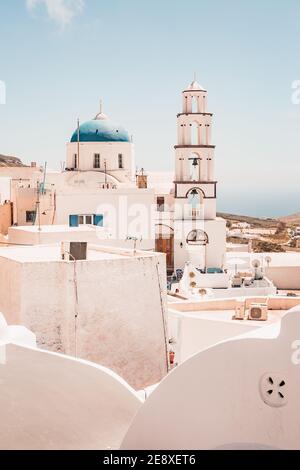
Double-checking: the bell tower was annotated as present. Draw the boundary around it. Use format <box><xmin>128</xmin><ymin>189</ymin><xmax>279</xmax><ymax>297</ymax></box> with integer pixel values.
<box><xmin>173</xmin><ymin>78</ymin><xmax>226</xmax><ymax>274</ymax></box>
<box><xmin>174</xmin><ymin>78</ymin><xmax>216</xmax><ymax>219</ymax></box>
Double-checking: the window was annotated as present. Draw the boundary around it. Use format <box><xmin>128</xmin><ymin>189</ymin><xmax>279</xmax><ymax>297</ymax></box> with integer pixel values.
<box><xmin>26</xmin><ymin>211</ymin><xmax>36</xmax><ymax>223</ymax></box>
<box><xmin>187</xmin><ymin>188</ymin><xmax>204</xmax><ymax>205</ymax></box>
<box><xmin>70</xmin><ymin>214</ymin><xmax>99</xmax><ymax>227</ymax></box>
<box><xmin>157</xmin><ymin>197</ymin><xmax>165</xmax><ymax>212</ymax></box>
<box><xmin>74</xmin><ymin>154</ymin><xmax>78</xmax><ymax>169</ymax></box>
<box><xmin>118</xmin><ymin>154</ymin><xmax>124</xmax><ymax>169</ymax></box>
<box><xmin>94</xmin><ymin>154</ymin><xmax>100</xmax><ymax>169</ymax></box>
<box><xmin>78</xmin><ymin>214</ymin><xmax>93</xmax><ymax>225</ymax></box>
<box><xmin>186</xmin><ymin>230</ymin><xmax>209</xmax><ymax>246</ymax></box>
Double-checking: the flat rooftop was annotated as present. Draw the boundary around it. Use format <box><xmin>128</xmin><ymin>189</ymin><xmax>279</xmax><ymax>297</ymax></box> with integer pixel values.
<box><xmin>0</xmin><ymin>244</ymin><xmax>156</xmax><ymax>263</ymax></box>
<box><xmin>9</xmin><ymin>225</ymin><xmax>99</xmax><ymax>233</ymax></box>
<box><xmin>171</xmin><ymin>309</ymin><xmax>286</xmax><ymax>328</ymax></box>
<box><xmin>226</xmin><ymin>251</ymin><xmax>300</xmax><ymax>267</ymax></box>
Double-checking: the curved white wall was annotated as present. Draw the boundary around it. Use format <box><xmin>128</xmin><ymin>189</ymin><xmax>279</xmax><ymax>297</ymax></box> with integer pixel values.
<box><xmin>122</xmin><ymin>308</ymin><xmax>300</xmax><ymax>450</ymax></box>
<box><xmin>0</xmin><ymin>344</ymin><xmax>142</xmax><ymax>450</ymax></box>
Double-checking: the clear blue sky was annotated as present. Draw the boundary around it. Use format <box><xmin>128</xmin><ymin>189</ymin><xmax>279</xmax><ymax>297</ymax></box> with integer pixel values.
<box><xmin>0</xmin><ymin>0</ymin><xmax>300</xmax><ymax>217</ymax></box>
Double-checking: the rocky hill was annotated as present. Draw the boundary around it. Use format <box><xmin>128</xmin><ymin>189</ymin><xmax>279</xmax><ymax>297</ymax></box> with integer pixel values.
<box><xmin>218</xmin><ymin>211</ymin><xmax>300</xmax><ymax>227</ymax></box>
<box><xmin>217</xmin><ymin>212</ymin><xmax>278</xmax><ymax>228</ymax></box>
<box><xmin>278</xmin><ymin>213</ymin><xmax>300</xmax><ymax>225</ymax></box>
<box><xmin>0</xmin><ymin>154</ymin><xmax>25</xmax><ymax>167</ymax></box>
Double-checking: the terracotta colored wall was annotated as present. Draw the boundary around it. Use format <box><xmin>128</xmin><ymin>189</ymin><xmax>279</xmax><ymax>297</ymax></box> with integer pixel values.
<box><xmin>0</xmin><ymin>202</ymin><xmax>12</xmax><ymax>235</ymax></box>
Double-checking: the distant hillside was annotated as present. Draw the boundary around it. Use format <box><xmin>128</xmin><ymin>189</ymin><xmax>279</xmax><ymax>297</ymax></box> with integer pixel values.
<box><xmin>0</xmin><ymin>154</ymin><xmax>25</xmax><ymax>167</ymax></box>
<box><xmin>278</xmin><ymin>212</ymin><xmax>300</xmax><ymax>225</ymax></box>
<box><xmin>217</xmin><ymin>212</ymin><xmax>278</xmax><ymax>228</ymax></box>
<box><xmin>218</xmin><ymin>211</ymin><xmax>300</xmax><ymax>227</ymax></box>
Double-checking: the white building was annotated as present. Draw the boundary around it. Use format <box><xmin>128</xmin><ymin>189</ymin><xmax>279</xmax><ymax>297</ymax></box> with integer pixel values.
<box><xmin>8</xmin><ymin>82</ymin><xmax>226</xmax><ymax>279</ymax></box>
<box><xmin>67</xmin><ymin>107</ymin><xmax>135</xmax><ymax>182</ymax></box>
<box><xmin>226</xmin><ymin>251</ymin><xmax>300</xmax><ymax>291</ymax></box>
<box><xmin>13</xmin><ymin>108</ymin><xmax>155</xmax><ymax>251</ymax></box>
<box><xmin>167</xmin><ymin>294</ymin><xmax>300</xmax><ymax>365</ymax></box>
<box><xmin>3</xmin><ymin>299</ymin><xmax>300</xmax><ymax>449</ymax></box>
<box><xmin>122</xmin><ymin>304</ymin><xmax>300</xmax><ymax>450</ymax></box>
<box><xmin>154</xmin><ymin>79</ymin><xmax>226</xmax><ymax>277</ymax></box>
<box><xmin>0</xmin><ymin>243</ymin><xmax>169</xmax><ymax>390</ymax></box>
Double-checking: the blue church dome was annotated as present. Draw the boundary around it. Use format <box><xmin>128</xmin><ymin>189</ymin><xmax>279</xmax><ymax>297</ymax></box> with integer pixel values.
<box><xmin>71</xmin><ymin>113</ymin><xmax>131</xmax><ymax>143</ymax></box>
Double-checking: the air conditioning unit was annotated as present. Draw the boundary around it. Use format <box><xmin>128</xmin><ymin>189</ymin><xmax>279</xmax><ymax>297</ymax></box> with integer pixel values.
<box><xmin>248</xmin><ymin>303</ymin><xmax>268</xmax><ymax>321</ymax></box>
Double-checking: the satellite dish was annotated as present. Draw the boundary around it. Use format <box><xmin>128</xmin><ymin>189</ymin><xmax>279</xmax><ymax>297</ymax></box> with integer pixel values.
<box><xmin>252</xmin><ymin>259</ymin><xmax>261</xmax><ymax>268</ymax></box>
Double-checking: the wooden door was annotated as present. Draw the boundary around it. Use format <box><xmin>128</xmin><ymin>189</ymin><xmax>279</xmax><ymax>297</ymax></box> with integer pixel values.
<box><xmin>156</xmin><ymin>235</ymin><xmax>174</xmax><ymax>274</ymax></box>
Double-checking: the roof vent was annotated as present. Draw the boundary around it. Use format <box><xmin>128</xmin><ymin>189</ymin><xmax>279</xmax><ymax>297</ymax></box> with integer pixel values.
<box><xmin>260</xmin><ymin>373</ymin><xmax>288</xmax><ymax>407</ymax></box>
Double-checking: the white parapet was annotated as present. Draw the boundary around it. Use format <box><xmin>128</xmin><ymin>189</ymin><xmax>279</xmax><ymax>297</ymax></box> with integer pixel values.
<box><xmin>121</xmin><ymin>306</ymin><xmax>300</xmax><ymax>450</ymax></box>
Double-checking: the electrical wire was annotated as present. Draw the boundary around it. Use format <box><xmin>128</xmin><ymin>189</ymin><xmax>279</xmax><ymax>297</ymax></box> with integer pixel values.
<box><xmin>64</xmin><ymin>251</ymin><xmax>79</xmax><ymax>358</ymax></box>
<box><xmin>51</xmin><ymin>190</ymin><xmax>57</xmax><ymax>225</ymax></box>
<box><xmin>156</xmin><ymin>260</ymin><xmax>170</xmax><ymax>373</ymax></box>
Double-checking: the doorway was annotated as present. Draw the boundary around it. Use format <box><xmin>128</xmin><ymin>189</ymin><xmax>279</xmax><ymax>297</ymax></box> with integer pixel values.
<box><xmin>155</xmin><ymin>225</ymin><xmax>174</xmax><ymax>274</ymax></box>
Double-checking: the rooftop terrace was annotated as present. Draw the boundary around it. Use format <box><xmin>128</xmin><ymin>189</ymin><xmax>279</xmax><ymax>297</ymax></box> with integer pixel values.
<box><xmin>0</xmin><ymin>244</ymin><xmax>157</xmax><ymax>263</ymax></box>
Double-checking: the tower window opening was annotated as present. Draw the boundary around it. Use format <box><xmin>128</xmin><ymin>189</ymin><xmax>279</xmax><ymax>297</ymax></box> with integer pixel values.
<box><xmin>187</xmin><ymin>188</ymin><xmax>204</xmax><ymax>218</ymax></box>
<box><xmin>189</xmin><ymin>153</ymin><xmax>200</xmax><ymax>181</ymax></box>
<box><xmin>191</xmin><ymin>95</ymin><xmax>197</xmax><ymax>113</ymax></box>
<box><xmin>190</xmin><ymin>122</ymin><xmax>198</xmax><ymax>145</ymax></box>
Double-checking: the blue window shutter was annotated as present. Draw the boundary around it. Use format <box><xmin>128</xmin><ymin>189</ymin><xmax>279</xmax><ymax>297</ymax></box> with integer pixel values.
<box><xmin>69</xmin><ymin>215</ymin><xmax>79</xmax><ymax>227</ymax></box>
<box><xmin>94</xmin><ymin>215</ymin><xmax>103</xmax><ymax>227</ymax></box>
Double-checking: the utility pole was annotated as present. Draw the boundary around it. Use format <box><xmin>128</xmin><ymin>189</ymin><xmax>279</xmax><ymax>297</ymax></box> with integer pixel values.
<box><xmin>104</xmin><ymin>159</ymin><xmax>107</xmax><ymax>185</ymax></box>
<box><xmin>77</xmin><ymin>118</ymin><xmax>80</xmax><ymax>172</ymax></box>
<box><xmin>36</xmin><ymin>181</ymin><xmax>41</xmax><ymax>232</ymax></box>
<box><xmin>42</xmin><ymin>162</ymin><xmax>47</xmax><ymax>195</ymax></box>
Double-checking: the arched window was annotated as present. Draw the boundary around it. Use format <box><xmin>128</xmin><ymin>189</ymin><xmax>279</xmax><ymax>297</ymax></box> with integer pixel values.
<box><xmin>187</xmin><ymin>188</ymin><xmax>204</xmax><ymax>205</ymax></box>
<box><xmin>188</xmin><ymin>154</ymin><xmax>201</xmax><ymax>181</ymax></box>
<box><xmin>187</xmin><ymin>188</ymin><xmax>204</xmax><ymax>219</ymax></box>
<box><xmin>186</xmin><ymin>230</ymin><xmax>209</xmax><ymax>246</ymax></box>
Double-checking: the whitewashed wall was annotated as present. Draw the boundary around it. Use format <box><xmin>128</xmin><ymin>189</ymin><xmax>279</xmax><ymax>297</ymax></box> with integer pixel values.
<box><xmin>122</xmin><ymin>308</ymin><xmax>300</xmax><ymax>449</ymax></box>
<box><xmin>66</xmin><ymin>142</ymin><xmax>135</xmax><ymax>182</ymax></box>
<box><xmin>266</xmin><ymin>266</ymin><xmax>300</xmax><ymax>290</ymax></box>
<box><xmin>173</xmin><ymin>218</ymin><xmax>226</xmax><ymax>271</ymax></box>
<box><xmin>0</xmin><ymin>344</ymin><xmax>142</xmax><ymax>450</ymax></box>
<box><xmin>0</xmin><ymin>251</ymin><xmax>168</xmax><ymax>389</ymax></box>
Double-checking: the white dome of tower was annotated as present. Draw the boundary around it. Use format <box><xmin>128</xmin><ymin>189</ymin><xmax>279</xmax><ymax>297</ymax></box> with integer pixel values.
<box><xmin>187</xmin><ymin>79</ymin><xmax>205</xmax><ymax>91</ymax></box>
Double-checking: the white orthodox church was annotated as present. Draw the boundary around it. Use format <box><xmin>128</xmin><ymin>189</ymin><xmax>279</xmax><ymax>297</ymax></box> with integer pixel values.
<box><xmin>8</xmin><ymin>79</ymin><xmax>226</xmax><ymax>279</ymax></box>
<box><xmin>154</xmin><ymin>79</ymin><xmax>226</xmax><ymax>275</ymax></box>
